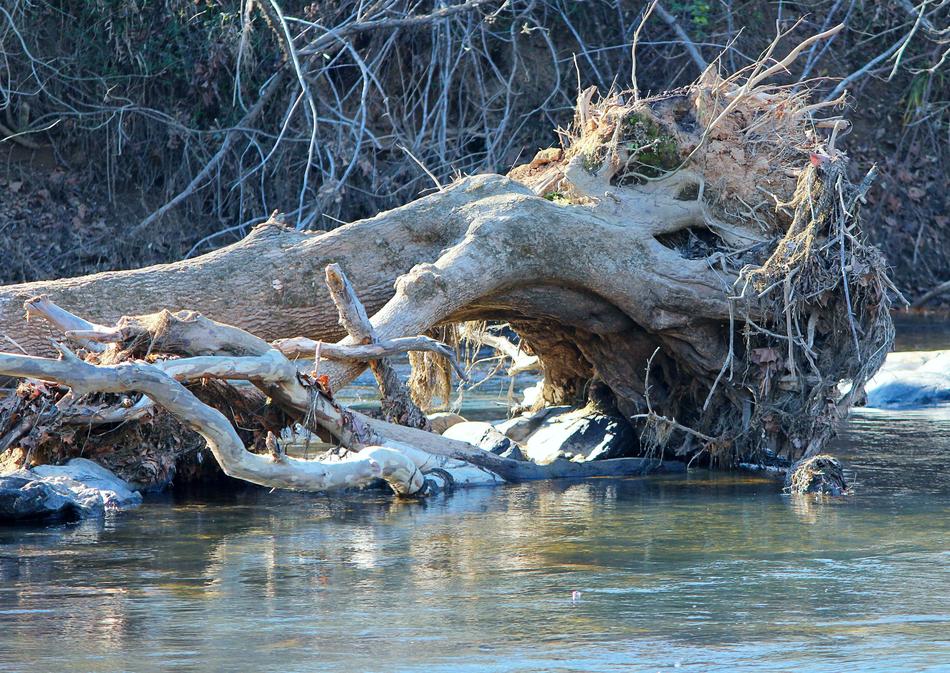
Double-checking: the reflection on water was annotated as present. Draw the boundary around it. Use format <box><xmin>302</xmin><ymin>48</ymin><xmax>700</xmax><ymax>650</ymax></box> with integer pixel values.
<box><xmin>0</xmin><ymin>318</ymin><xmax>948</xmax><ymax>672</ymax></box>
<box><xmin>0</xmin><ymin>407</ymin><xmax>948</xmax><ymax>673</ymax></box>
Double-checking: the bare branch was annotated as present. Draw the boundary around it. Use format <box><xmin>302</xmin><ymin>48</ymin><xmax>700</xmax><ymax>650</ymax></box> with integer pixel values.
<box><xmin>273</xmin><ymin>335</ymin><xmax>467</xmax><ymax>379</ymax></box>
<box><xmin>325</xmin><ymin>263</ymin><xmax>431</xmax><ymax>429</ymax></box>
<box><xmin>631</xmin><ymin>1</ymin><xmax>659</xmax><ymax>100</ymax></box>
<box><xmin>654</xmin><ymin>3</ymin><xmax>708</xmax><ymax>73</ymax></box>
<box><xmin>0</xmin><ymin>351</ymin><xmax>425</xmax><ymax>495</ymax></box>
<box><xmin>24</xmin><ymin>295</ymin><xmax>112</xmax><ymax>352</ymax></box>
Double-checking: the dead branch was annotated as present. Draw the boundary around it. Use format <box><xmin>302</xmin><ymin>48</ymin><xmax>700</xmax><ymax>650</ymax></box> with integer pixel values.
<box><xmin>465</xmin><ymin>331</ymin><xmax>540</xmax><ymax>375</ymax></box>
<box><xmin>324</xmin><ymin>263</ymin><xmax>431</xmax><ymax>429</ymax></box>
<box><xmin>0</xmin><ymin>347</ymin><xmax>432</xmax><ymax>495</ymax></box>
<box><xmin>24</xmin><ymin>295</ymin><xmax>112</xmax><ymax>353</ymax></box>
<box><xmin>654</xmin><ymin>3</ymin><xmax>708</xmax><ymax>73</ymax></box>
<box><xmin>0</xmin><ymin>297</ymin><xmax>690</xmax><ymax>493</ymax></box>
<box><xmin>272</xmin><ymin>335</ymin><xmax>466</xmax><ymax>379</ymax></box>
<box><xmin>912</xmin><ymin>279</ymin><xmax>950</xmax><ymax>307</ymax></box>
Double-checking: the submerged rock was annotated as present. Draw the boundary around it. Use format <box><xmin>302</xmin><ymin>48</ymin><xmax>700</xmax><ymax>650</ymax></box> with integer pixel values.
<box><xmin>864</xmin><ymin>350</ymin><xmax>950</xmax><ymax>408</ymax></box>
<box><xmin>0</xmin><ymin>458</ymin><xmax>142</xmax><ymax>524</ymax></box>
<box><xmin>519</xmin><ymin>407</ymin><xmax>635</xmax><ymax>465</ymax></box>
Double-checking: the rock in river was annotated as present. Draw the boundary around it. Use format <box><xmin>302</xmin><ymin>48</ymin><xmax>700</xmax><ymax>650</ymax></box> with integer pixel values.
<box><xmin>442</xmin><ymin>421</ymin><xmax>521</xmax><ymax>457</ymax></box>
<box><xmin>518</xmin><ymin>407</ymin><xmax>635</xmax><ymax>465</ymax></box>
<box><xmin>864</xmin><ymin>350</ymin><xmax>950</xmax><ymax>408</ymax></box>
<box><xmin>0</xmin><ymin>458</ymin><xmax>142</xmax><ymax>523</ymax></box>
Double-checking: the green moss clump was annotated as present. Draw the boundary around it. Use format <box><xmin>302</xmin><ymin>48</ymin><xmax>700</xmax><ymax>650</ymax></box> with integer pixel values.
<box><xmin>619</xmin><ymin>112</ymin><xmax>680</xmax><ymax>181</ymax></box>
<box><xmin>543</xmin><ymin>191</ymin><xmax>571</xmax><ymax>204</ymax></box>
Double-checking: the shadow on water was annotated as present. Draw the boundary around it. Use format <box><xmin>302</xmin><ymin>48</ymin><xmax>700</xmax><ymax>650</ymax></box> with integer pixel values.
<box><xmin>892</xmin><ymin>312</ymin><xmax>950</xmax><ymax>352</ymax></box>
<box><xmin>0</xmin><ymin>318</ymin><xmax>947</xmax><ymax>672</ymax></box>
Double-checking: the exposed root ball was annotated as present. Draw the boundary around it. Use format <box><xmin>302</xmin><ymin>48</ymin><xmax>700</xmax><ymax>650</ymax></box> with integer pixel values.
<box><xmin>509</xmin><ymin>65</ymin><xmax>894</xmax><ymax>466</ymax></box>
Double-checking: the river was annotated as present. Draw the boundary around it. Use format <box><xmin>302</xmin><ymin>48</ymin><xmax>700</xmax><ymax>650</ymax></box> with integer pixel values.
<box><xmin>0</xmin><ymin>321</ymin><xmax>947</xmax><ymax>672</ymax></box>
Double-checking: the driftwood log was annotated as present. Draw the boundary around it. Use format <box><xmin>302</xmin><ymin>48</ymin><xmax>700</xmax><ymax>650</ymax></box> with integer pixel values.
<box><xmin>0</xmin><ymin>29</ymin><xmax>895</xmax><ymax>494</ymax></box>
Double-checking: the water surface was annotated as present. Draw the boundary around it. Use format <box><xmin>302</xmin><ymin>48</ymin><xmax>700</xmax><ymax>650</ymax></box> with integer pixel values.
<box><xmin>0</xmin><ymin>406</ymin><xmax>947</xmax><ymax>672</ymax></box>
<box><xmin>0</xmin><ymin>319</ymin><xmax>947</xmax><ymax>672</ymax></box>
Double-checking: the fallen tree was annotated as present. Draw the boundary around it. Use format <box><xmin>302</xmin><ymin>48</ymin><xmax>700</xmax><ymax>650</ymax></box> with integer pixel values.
<box><xmin>0</xmin><ymin>275</ymin><xmax>679</xmax><ymax>496</ymax></box>
<box><xmin>0</xmin><ymin>28</ymin><xmax>895</xmax><ymax>495</ymax></box>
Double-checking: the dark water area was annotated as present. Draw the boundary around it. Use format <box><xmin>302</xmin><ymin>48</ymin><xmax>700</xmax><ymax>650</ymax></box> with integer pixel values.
<box><xmin>0</xmin><ymin>320</ymin><xmax>947</xmax><ymax>672</ymax></box>
<box><xmin>893</xmin><ymin>312</ymin><xmax>950</xmax><ymax>351</ymax></box>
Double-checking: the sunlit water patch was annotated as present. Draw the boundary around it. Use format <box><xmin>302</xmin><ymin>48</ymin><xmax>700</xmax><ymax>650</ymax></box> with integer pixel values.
<box><xmin>0</xmin><ymin>416</ymin><xmax>947</xmax><ymax>672</ymax></box>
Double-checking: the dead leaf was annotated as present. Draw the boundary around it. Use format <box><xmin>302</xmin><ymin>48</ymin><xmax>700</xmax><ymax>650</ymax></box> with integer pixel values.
<box><xmin>907</xmin><ymin>186</ymin><xmax>926</xmax><ymax>201</ymax></box>
<box><xmin>316</xmin><ymin>374</ymin><xmax>332</xmax><ymax>397</ymax></box>
<box><xmin>9</xmin><ymin>180</ymin><xmax>23</xmax><ymax>193</ymax></box>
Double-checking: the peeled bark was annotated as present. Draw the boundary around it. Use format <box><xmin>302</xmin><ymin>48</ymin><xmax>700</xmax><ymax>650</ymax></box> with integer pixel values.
<box><xmin>0</xmin><ymin>33</ymin><xmax>895</xmax><ymax>468</ymax></box>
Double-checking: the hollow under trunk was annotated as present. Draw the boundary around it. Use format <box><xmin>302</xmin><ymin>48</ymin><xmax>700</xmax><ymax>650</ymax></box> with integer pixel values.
<box><xmin>0</xmin><ymin>44</ymin><xmax>894</xmax><ymax>473</ymax></box>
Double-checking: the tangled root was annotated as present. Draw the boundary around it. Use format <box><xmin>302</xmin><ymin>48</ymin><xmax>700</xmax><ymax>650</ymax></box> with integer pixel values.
<box><xmin>509</xmin><ymin>52</ymin><xmax>895</xmax><ymax>466</ymax></box>
<box><xmin>785</xmin><ymin>454</ymin><xmax>851</xmax><ymax>495</ymax></box>
<box><xmin>732</xmin><ymin>161</ymin><xmax>893</xmax><ymax>463</ymax></box>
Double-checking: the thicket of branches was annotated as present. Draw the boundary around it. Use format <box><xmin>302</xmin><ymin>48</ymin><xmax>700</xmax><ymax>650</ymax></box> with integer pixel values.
<box><xmin>1</xmin><ymin>1</ymin><xmax>946</xmax><ymax>293</ymax></box>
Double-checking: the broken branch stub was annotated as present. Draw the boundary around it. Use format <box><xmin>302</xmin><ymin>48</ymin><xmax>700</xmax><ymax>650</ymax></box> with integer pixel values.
<box><xmin>324</xmin><ymin>263</ymin><xmax>431</xmax><ymax>430</ymax></box>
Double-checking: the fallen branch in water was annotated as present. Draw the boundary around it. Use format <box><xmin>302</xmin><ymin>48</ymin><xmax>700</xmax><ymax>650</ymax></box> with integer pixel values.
<box><xmin>0</xmin><ymin>292</ymin><xmax>683</xmax><ymax>497</ymax></box>
<box><xmin>912</xmin><ymin>279</ymin><xmax>950</xmax><ymax>308</ymax></box>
